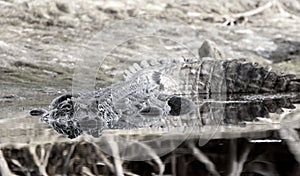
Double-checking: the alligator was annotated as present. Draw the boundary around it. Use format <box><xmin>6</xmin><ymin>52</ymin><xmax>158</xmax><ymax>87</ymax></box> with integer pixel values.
<box><xmin>30</xmin><ymin>41</ymin><xmax>300</xmax><ymax>138</ymax></box>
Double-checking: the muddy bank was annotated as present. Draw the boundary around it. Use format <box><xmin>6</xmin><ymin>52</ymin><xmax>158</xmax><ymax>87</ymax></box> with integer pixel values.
<box><xmin>1</xmin><ymin>0</ymin><xmax>300</xmax><ymax>96</ymax></box>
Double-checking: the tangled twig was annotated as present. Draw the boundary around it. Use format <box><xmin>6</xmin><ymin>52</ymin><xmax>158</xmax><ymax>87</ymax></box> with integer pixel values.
<box><xmin>0</xmin><ymin>150</ymin><xmax>17</xmax><ymax>176</ymax></box>
<box><xmin>187</xmin><ymin>141</ymin><xmax>220</xmax><ymax>176</ymax></box>
<box><xmin>228</xmin><ymin>140</ymin><xmax>251</xmax><ymax>176</ymax></box>
<box><xmin>223</xmin><ymin>0</ymin><xmax>300</xmax><ymax>26</ymax></box>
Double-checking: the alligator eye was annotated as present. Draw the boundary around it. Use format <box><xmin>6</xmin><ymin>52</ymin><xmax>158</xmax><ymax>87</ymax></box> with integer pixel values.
<box><xmin>60</xmin><ymin>103</ymin><xmax>72</xmax><ymax>110</ymax></box>
<box><xmin>50</xmin><ymin>94</ymin><xmax>73</xmax><ymax>109</ymax></box>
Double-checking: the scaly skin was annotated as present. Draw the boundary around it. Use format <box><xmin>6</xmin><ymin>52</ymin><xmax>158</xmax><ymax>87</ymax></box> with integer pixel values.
<box><xmin>154</xmin><ymin>58</ymin><xmax>300</xmax><ymax>95</ymax></box>
<box><xmin>30</xmin><ymin>57</ymin><xmax>300</xmax><ymax>138</ymax></box>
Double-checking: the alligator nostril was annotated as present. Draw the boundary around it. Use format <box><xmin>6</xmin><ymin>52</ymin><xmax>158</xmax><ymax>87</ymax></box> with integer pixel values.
<box><xmin>29</xmin><ymin>108</ymin><xmax>47</xmax><ymax>116</ymax></box>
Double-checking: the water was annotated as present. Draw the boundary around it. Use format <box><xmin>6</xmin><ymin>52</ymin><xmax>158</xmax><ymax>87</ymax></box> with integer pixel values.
<box><xmin>1</xmin><ymin>91</ymin><xmax>300</xmax><ymax>175</ymax></box>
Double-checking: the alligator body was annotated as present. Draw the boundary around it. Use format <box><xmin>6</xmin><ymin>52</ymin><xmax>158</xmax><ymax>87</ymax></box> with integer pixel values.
<box><xmin>30</xmin><ymin>44</ymin><xmax>300</xmax><ymax>138</ymax></box>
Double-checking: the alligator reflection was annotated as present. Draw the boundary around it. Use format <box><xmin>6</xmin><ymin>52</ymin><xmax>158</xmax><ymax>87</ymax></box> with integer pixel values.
<box><xmin>196</xmin><ymin>93</ymin><xmax>299</xmax><ymax>125</ymax></box>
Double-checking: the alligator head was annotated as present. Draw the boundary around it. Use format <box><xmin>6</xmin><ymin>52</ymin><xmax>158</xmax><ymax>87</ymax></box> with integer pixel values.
<box><xmin>30</xmin><ymin>93</ymin><xmax>114</xmax><ymax>138</ymax></box>
<box><xmin>30</xmin><ymin>94</ymin><xmax>84</xmax><ymax>138</ymax></box>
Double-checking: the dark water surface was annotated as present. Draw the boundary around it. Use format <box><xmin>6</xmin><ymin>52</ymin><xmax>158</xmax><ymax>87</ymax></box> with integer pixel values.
<box><xmin>1</xmin><ymin>91</ymin><xmax>300</xmax><ymax>175</ymax></box>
